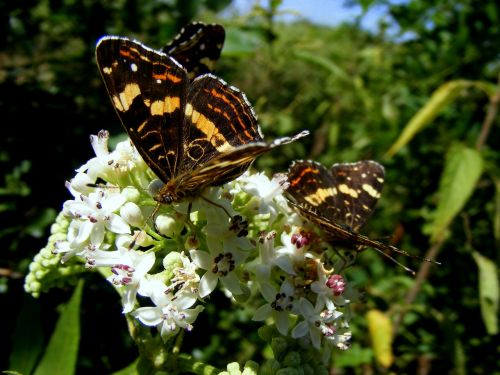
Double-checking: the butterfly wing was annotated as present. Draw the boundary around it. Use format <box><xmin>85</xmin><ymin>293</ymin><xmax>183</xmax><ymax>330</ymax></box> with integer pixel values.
<box><xmin>179</xmin><ymin>131</ymin><xmax>309</xmax><ymax>192</ymax></box>
<box><xmin>96</xmin><ymin>36</ymin><xmax>189</xmax><ymax>183</ymax></box>
<box><xmin>163</xmin><ymin>22</ymin><xmax>225</xmax><ymax>79</ymax></box>
<box><xmin>286</xmin><ymin>160</ymin><xmax>344</xmax><ymax>222</ymax></box>
<box><xmin>286</xmin><ymin>160</ymin><xmax>385</xmax><ymax>232</ymax></box>
<box><xmin>180</xmin><ymin>74</ymin><xmax>263</xmax><ymax>173</ymax></box>
<box><xmin>329</xmin><ymin>161</ymin><xmax>385</xmax><ymax>231</ymax></box>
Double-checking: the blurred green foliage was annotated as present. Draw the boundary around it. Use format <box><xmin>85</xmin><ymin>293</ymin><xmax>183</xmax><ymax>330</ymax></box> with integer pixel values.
<box><xmin>1</xmin><ymin>0</ymin><xmax>499</xmax><ymax>374</ymax></box>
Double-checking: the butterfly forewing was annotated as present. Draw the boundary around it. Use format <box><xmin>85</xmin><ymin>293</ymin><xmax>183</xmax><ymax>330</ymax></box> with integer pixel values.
<box><xmin>180</xmin><ymin>131</ymin><xmax>310</xmax><ymax>191</ymax></box>
<box><xmin>163</xmin><ymin>22</ymin><xmax>225</xmax><ymax>79</ymax></box>
<box><xmin>96</xmin><ymin>36</ymin><xmax>188</xmax><ymax>182</ymax></box>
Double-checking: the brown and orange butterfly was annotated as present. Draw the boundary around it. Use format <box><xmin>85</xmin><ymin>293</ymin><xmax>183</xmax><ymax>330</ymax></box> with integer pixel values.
<box><xmin>95</xmin><ymin>36</ymin><xmax>308</xmax><ymax>206</ymax></box>
<box><xmin>284</xmin><ymin>160</ymin><xmax>439</xmax><ymax>273</ymax></box>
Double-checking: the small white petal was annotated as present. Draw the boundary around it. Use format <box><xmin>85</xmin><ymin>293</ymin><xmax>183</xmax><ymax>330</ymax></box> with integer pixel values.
<box><xmin>122</xmin><ymin>285</ymin><xmax>139</xmax><ymax>313</ymax></box>
<box><xmin>106</xmin><ymin>214</ymin><xmax>131</xmax><ymax>234</ymax></box>
<box><xmin>310</xmin><ymin>326</ymin><xmax>322</xmax><ymax>349</ymax></box>
<box><xmin>291</xmin><ymin>321</ymin><xmax>309</xmax><ymax>339</ymax></box>
<box><xmin>199</xmin><ymin>272</ymin><xmax>218</xmax><ymax>298</ymax></box>
<box><xmin>275</xmin><ymin>311</ymin><xmax>290</xmax><ymax>336</ymax></box>
<box><xmin>253</xmin><ymin>304</ymin><xmax>272</xmax><ymax>321</ymax></box>
<box><xmin>174</xmin><ymin>292</ymin><xmax>197</xmax><ymax>310</ymax></box>
<box><xmin>220</xmin><ymin>272</ymin><xmax>242</xmax><ymax>295</ymax></box>
<box><xmin>189</xmin><ymin>250</ymin><xmax>212</xmax><ymax>270</ymax></box>
<box><xmin>132</xmin><ymin>307</ymin><xmax>162</xmax><ymax>326</ymax></box>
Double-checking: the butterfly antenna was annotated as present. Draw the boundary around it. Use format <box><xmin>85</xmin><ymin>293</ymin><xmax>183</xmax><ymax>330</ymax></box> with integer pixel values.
<box><xmin>128</xmin><ymin>202</ymin><xmax>162</xmax><ymax>249</ymax></box>
<box><xmin>384</xmin><ymin>244</ymin><xmax>441</xmax><ymax>266</ymax></box>
<box><xmin>200</xmin><ymin>195</ymin><xmax>232</xmax><ymax>218</ymax></box>
<box><xmin>369</xmin><ymin>246</ymin><xmax>417</xmax><ymax>275</ymax></box>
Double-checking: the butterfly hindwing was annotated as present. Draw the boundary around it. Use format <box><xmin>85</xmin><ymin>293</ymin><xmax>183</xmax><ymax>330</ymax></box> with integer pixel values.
<box><xmin>96</xmin><ymin>36</ymin><xmax>188</xmax><ymax>182</ymax></box>
<box><xmin>181</xmin><ymin>74</ymin><xmax>263</xmax><ymax>172</ymax></box>
<box><xmin>329</xmin><ymin>161</ymin><xmax>385</xmax><ymax>231</ymax></box>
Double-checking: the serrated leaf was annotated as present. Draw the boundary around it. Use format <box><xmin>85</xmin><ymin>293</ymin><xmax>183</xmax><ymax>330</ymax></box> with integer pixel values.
<box><xmin>472</xmin><ymin>251</ymin><xmax>499</xmax><ymax>335</ymax></box>
<box><xmin>430</xmin><ymin>144</ymin><xmax>483</xmax><ymax>242</ymax></box>
<box><xmin>385</xmin><ymin>80</ymin><xmax>496</xmax><ymax>158</ymax></box>
<box><xmin>34</xmin><ymin>280</ymin><xmax>83</xmax><ymax>375</ymax></box>
<box><xmin>366</xmin><ymin>309</ymin><xmax>393</xmax><ymax>368</ymax></box>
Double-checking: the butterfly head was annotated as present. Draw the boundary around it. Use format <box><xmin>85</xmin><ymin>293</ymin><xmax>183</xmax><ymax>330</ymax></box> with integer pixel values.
<box><xmin>152</xmin><ymin>180</ymin><xmax>183</xmax><ymax>204</ymax></box>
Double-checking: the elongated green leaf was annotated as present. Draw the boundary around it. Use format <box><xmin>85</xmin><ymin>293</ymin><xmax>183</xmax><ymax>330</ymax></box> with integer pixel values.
<box><xmin>34</xmin><ymin>280</ymin><xmax>83</xmax><ymax>375</ymax></box>
<box><xmin>293</xmin><ymin>50</ymin><xmax>351</xmax><ymax>84</ymax></box>
<box><xmin>472</xmin><ymin>251</ymin><xmax>499</xmax><ymax>335</ymax></box>
<box><xmin>366</xmin><ymin>309</ymin><xmax>393</xmax><ymax>368</ymax></box>
<box><xmin>385</xmin><ymin>80</ymin><xmax>495</xmax><ymax>158</ymax></box>
<box><xmin>430</xmin><ymin>144</ymin><xmax>483</xmax><ymax>243</ymax></box>
<box><xmin>494</xmin><ymin>179</ymin><xmax>500</xmax><ymax>249</ymax></box>
<box><xmin>9</xmin><ymin>296</ymin><xmax>44</xmax><ymax>375</ymax></box>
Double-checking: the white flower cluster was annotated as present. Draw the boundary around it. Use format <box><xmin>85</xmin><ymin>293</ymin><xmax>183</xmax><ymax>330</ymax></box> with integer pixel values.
<box><xmin>52</xmin><ymin>130</ymin><xmax>353</xmax><ymax>354</ymax></box>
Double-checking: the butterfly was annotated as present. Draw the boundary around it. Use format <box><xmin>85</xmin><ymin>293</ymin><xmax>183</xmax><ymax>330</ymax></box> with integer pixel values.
<box><xmin>284</xmin><ymin>160</ymin><xmax>438</xmax><ymax>273</ymax></box>
<box><xmin>162</xmin><ymin>21</ymin><xmax>225</xmax><ymax>79</ymax></box>
<box><xmin>95</xmin><ymin>36</ymin><xmax>308</xmax><ymax>206</ymax></box>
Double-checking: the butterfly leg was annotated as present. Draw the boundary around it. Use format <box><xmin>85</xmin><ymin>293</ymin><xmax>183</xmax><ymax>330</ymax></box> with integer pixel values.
<box><xmin>184</xmin><ymin>201</ymin><xmax>197</xmax><ymax>233</ymax></box>
<box><xmin>199</xmin><ymin>195</ymin><xmax>248</xmax><ymax>237</ymax></box>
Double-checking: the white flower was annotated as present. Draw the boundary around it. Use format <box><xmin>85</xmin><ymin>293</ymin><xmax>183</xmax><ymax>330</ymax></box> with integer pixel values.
<box><xmin>238</xmin><ymin>172</ymin><xmax>289</xmax><ymax>220</ymax></box>
<box><xmin>53</xmin><ymin>220</ymin><xmax>108</xmax><ymax>264</ymax></box>
<box><xmin>253</xmin><ymin>279</ymin><xmax>296</xmax><ymax>336</ymax></box>
<box><xmin>76</xmin><ymin>130</ymin><xmax>113</xmax><ymax>181</ymax></box>
<box><xmin>100</xmin><ymin>237</ymin><xmax>156</xmax><ymax>313</ymax></box>
<box><xmin>291</xmin><ymin>297</ymin><xmax>343</xmax><ymax>350</ymax></box>
<box><xmin>247</xmin><ymin>231</ymin><xmax>278</xmax><ymax>280</ymax></box>
<box><xmin>66</xmin><ymin>172</ymin><xmax>95</xmax><ymax>195</ymax></box>
<box><xmin>188</xmin><ymin>209</ymin><xmax>253</xmax><ymax>298</ymax></box>
<box><xmin>189</xmin><ymin>239</ymin><xmax>247</xmax><ymax>298</ymax></box>
<box><xmin>62</xmin><ymin>189</ymin><xmax>130</xmax><ymax>245</ymax></box>
<box><xmin>77</xmin><ymin>130</ymin><xmax>146</xmax><ymax>183</ymax></box>
<box><xmin>273</xmin><ymin>231</ymin><xmax>311</xmax><ymax>275</ymax></box>
<box><xmin>165</xmin><ymin>251</ymin><xmax>200</xmax><ymax>296</ymax></box>
<box><xmin>311</xmin><ymin>267</ymin><xmax>349</xmax><ymax>311</ymax></box>
<box><xmin>132</xmin><ymin>279</ymin><xmax>204</xmax><ymax>341</ymax></box>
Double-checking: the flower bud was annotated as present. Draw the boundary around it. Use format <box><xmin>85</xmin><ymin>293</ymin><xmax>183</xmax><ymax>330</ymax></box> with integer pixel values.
<box><xmin>156</xmin><ymin>214</ymin><xmax>183</xmax><ymax>238</ymax></box>
<box><xmin>120</xmin><ymin>202</ymin><xmax>144</xmax><ymax>228</ymax></box>
<box><xmin>121</xmin><ymin>186</ymin><xmax>140</xmax><ymax>203</ymax></box>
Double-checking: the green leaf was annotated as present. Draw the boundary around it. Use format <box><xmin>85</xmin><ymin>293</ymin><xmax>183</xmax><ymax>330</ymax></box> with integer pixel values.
<box><xmin>472</xmin><ymin>251</ymin><xmax>499</xmax><ymax>335</ymax></box>
<box><xmin>222</xmin><ymin>28</ymin><xmax>262</xmax><ymax>57</ymax></box>
<box><xmin>385</xmin><ymin>80</ymin><xmax>496</xmax><ymax>158</ymax></box>
<box><xmin>366</xmin><ymin>309</ymin><xmax>393</xmax><ymax>368</ymax></box>
<box><xmin>429</xmin><ymin>144</ymin><xmax>483</xmax><ymax>243</ymax></box>
<box><xmin>494</xmin><ymin>179</ymin><xmax>500</xmax><ymax>250</ymax></box>
<box><xmin>293</xmin><ymin>50</ymin><xmax>351</xmax><ymax>84</ymax></box>
<box><xmin>34</xmin><ymin>280</ymin><xmax>83</xmax><ymax>375</ymax></box>
<box><xmin>8</xmin><ymin>296</ymin><xmax>44</xmax><ymax>375</ymax></box>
